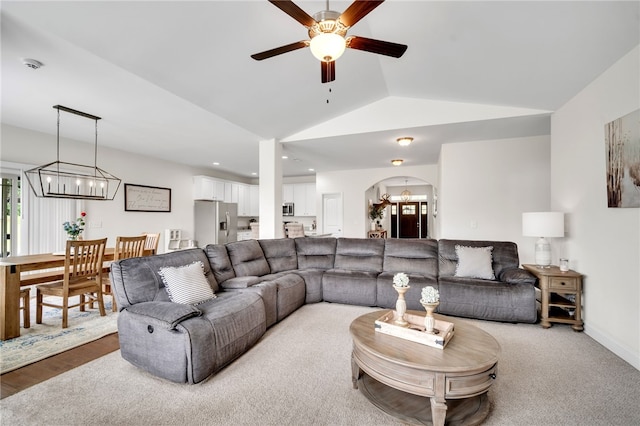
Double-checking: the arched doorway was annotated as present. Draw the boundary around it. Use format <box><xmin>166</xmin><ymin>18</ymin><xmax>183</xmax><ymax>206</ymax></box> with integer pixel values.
<box><xmin>365</xmin><ymin>176</ymin><xmax>435</xmax><ymax>239</ymax></box>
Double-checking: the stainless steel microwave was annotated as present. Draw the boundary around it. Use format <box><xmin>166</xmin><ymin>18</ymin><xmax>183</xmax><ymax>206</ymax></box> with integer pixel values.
<box><xmin>283</xmin><ymin>203</ymin><xmax>294</xmax><ymax>216</ymax></box>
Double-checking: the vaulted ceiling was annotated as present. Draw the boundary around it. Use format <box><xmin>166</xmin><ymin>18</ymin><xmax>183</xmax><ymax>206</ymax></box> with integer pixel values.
<box><xmin>2</xmin><ymin>1</ymin><xmax>638</xmax><ymax>178</ymax></box>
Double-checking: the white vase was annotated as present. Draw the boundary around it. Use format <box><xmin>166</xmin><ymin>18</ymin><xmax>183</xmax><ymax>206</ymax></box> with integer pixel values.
<box><xmin>393</xmin><ymin>285</ymin><xmax>410</xmax><ymax>327</ymax></box>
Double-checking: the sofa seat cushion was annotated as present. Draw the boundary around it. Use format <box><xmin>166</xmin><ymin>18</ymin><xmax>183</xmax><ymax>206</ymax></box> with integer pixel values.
<box><xmin>437</xmin><ymin>276</ymin><xmax>537</xmax><ymax>323</ymax></box>
<box><xmin>322</xmin><ymin>269</ymin><xmax>378</xmax><ymax>306</ymax></box>
<box><xmin>226</xmin><ymin>240</ymin><xmax>270</xmax><ymax>277</ymax></box>
<box><xmin>220</xmin><ymin>276</ymin><xmax>263</xmax><ymax>289</ymax></box>
<box><xmin>376</xmin><ymin>272</ymin><xmax>437</xmax><ymax>310</ymax></box>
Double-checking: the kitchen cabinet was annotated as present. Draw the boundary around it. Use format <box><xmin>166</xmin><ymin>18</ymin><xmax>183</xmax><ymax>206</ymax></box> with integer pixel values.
<box><xmin>293</xmin><ymin>183</ymin><xmax>316</xmax><ymax>216</ymax></box>
<box><xmin>283</xmin><ymin>184</ymin><xmax>294</xmax><ymax>203</ymax></box>
<box><xmin>193</xmin><ymin>176</ymin><xmax>226</xmax><ymax>201</ymax></box>
<box><xmin>237</xmin><ymin>184</ymin><xmax>259</xmax><ymax>217</ymax></box>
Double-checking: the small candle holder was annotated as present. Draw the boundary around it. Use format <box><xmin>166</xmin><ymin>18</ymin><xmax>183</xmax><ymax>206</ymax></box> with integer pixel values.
<box><xmin>393</xmin><ymin>285</ymin><xmax>410</xmax><ymax>327</ymax></box>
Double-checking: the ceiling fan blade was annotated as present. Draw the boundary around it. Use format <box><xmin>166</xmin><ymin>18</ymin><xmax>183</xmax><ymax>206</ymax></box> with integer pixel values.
<box><xmin>321</xmin><ymin>61</ymin><xmax>335</xmax><ymax>83</ymax></box>
<box><xmin>251</xmin><ymin>41</ymin><xmax>308</xmax><ymax>61</ymax></box>
<box><xmin>339</xmin><ymin>0</ymin><xmax>384</xmax><ymax>27</ymax></box>
<box><xmin>347</xmin><ymin>36</ymin><xmax>407</xmax><ymax>58</ymax></box>
<box><xmin>268</xmin><ymin>0</ymin><xmax>316</xmax><ymax>27</ymax></box>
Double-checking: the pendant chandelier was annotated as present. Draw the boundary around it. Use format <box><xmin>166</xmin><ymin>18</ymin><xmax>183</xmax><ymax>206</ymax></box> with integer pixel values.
<box><xmin>25</xmin><ymin>105</ymin><xmax>121</xmax><ymax>200</ymax></box>
<box><xmin>400</xmin><ymin>179</ymin><xmax>411</xmax><ymax>202</ymax></box>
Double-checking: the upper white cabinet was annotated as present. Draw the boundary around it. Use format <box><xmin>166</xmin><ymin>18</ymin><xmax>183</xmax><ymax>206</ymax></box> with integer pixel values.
<box><xmin>284</xmin><ymin>182</ymin><xmax>316</xmax><ymax>216</ymax></box>
<box><xmin>297</xmin><ymin>183</ymin><xmax>316</xmax><ymax>216</ymax></box>
<box><xmin>282</xmin><ymin>184</ymin><xmax>294</xmax><ymax>203</ymax></box>
<box><xmin>194</xmin><ymin>176</ymin><xmax>226</xmax><ymax>201</ymax></box>
<box><xmin>236</xmin><ymin>183</ymin><xmax>259</xmax><ymax>217</ymax></box>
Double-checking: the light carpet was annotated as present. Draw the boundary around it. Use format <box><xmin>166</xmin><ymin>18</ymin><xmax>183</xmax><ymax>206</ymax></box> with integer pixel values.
<box><xmin>1</xmin><ymin>302</ymin><xmax>639</xmax><ymax>425</ymax></box>
<box><xmin>0</xmin><ymin>295</ymin><xmax>117</xmax><ymax>374</ymax></box>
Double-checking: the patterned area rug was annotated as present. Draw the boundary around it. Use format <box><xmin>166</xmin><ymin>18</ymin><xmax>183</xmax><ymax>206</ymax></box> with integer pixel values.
<box><xmin>0</xmin><ymin>295</ymin><xmax>118</xmax><ymax>374</ymax></box>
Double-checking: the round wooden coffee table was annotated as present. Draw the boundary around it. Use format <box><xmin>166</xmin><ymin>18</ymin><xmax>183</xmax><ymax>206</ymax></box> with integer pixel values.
<box><xmin>350</xmin><ymin>310</ymin><xmax>500</xmax><ymax>426</ymax></box>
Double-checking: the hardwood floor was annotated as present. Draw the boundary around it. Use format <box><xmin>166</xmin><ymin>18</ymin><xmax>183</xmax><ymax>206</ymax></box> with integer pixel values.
<box><xmin>0</xmin><ymin>332</ymin><xmax>120</xmax><ymax>399</ymax></box>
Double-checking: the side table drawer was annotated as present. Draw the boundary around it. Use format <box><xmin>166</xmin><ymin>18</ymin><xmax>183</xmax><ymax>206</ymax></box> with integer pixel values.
<box><xmin>549</xmin><ymin>277</ymin><xmax>578</xmax><ymax>291</ymax></box>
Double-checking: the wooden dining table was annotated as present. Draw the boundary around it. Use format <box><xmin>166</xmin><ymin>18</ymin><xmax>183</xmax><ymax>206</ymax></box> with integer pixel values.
<box><xmin>0</xmin><ymin>248</ymin><xmax>151</xmax><ymax>340</ymax></box>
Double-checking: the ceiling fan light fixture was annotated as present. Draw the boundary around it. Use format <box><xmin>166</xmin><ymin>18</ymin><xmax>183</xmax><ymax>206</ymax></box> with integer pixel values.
<box><xmin>391</xmin><ymin>159</ymin><xmax>403</xmax><ymax>166</ymax></box>
<box><xmin>310</xmin><ymin>32</ymin><xmax>346</xmax><ymax>62</ymax></box>
<box><xmin>397</xmin><ymin>137</ymin><xmax>413</xmax><ymax>147</ymax></box>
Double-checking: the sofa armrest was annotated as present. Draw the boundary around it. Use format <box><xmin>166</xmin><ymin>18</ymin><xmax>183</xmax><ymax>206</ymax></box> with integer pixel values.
<box><xmin>125</xmin><ymin>301</ymin><xmax>201</xmax><ymax>330</ymax></box>
<box><xmin>499</xmin><ymin>267</ymin><xmax>537</xmax><ymax>285</ymax></box>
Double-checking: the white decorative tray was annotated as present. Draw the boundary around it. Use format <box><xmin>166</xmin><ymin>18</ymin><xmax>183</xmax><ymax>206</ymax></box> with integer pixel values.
<box><xmin>374</xmin><ymin>310</ymin><xmax>455</xmax><ymax>349</ymax></box>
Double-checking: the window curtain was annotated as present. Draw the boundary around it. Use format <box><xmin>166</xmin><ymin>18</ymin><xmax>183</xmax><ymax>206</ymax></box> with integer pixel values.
<box><xmin>25</xmin><ymin>179</ymin><xmax>81</xmax><ymax>255</ymax></box>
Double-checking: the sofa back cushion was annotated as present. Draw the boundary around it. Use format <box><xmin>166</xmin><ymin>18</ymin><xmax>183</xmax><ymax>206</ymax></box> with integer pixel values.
<box><xmin>226</xmin><ymin>240</ymin><xmax>270</xmax><ymax>277</ymax></box>
<box><xmin>295</xmin><ymin>237</ymin><xmax>337</xmax><ymax>270</ymax></box>
<box><xmin>438</xmin><ymin>239</ymin><xmax>520</xmax><ymax>279</ymax></box>
<box><xmin>205</xmin><ymin>244</ymin><xmax>236</xmax><ymax>284</ymax></box>
<box><xmin>383</xmin><ymin>239</ymin><xmax>439</xmax><ymax>280</ymax></box>
<box><xmin>334</xmin><ymin>238</ymin><xmax>385</xmax><ymax>273</ymax></box>
<box><xmin>259</xmin><ymin>238</ymin><xmax>298</xmax><ymax>273</ymax></box>
<box><xmin>110</xmin><ymin>248</ymin><xmax>218</xmax><ymax>309</ymax></box>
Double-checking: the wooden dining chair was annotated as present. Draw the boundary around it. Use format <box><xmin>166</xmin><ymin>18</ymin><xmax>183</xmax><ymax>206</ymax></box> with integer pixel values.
<box><xmin>250</xmin><ymin>223</ymin><xmax>259</xmax><ymax>239</ymax></box>
<box><xmin>103</xmin><ymin>235</ymin><xmax>146</xmax><ymax>312</ymax></box>
<box><xmin>36</xmin><ymin>238</ymin><xmax>108</xmax><ymax>329</ymax></box>
<box><xmin>285</xmin><ymin>223</ymin><xmax>306</xmax><ymax>238</ymax></box>
<box><xmin>20</xmin><ymin>287</ymin><xmax>31</xmax><ymax>328</ymax></box>
<box><xmin>142</xmin><ymin>232</ymin><xmax>160</xmax><ymax>255</ymax></box>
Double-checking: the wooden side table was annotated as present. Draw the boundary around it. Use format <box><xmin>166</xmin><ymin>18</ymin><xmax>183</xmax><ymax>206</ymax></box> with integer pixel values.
<box><xmin>522</xmin><ymin>264</ymin><xmax>584</xmax><ymax>331</ymax></box>
<box><xmin>367</xmin><ymin>230</ymin><xmax>387</xmax><ymax>238</ymax></box>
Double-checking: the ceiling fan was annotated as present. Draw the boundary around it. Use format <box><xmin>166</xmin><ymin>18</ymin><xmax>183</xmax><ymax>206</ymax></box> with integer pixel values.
<box><xmin>251</xmin><ymin>0</ymin><xmax>407</xmax><ymax>83</ymax></box>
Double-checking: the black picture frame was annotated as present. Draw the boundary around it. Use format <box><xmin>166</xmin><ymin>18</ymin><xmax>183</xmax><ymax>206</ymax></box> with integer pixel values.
<box><xmin>124</xmin><ymin>184</ymin><xmax>171</xmax><ymax>212</ymax></box>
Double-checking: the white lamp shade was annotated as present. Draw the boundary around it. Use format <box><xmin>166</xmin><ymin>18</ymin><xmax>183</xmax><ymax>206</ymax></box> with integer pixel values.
<box><xmin>522</xmin><ymin>212</ymin><xmax>565</xmax><ymax>237</ymax></box>
<box><xmin>309</xmin><ymin>33</ymin><xmax>346</xmax><ymax>62</ymax></box>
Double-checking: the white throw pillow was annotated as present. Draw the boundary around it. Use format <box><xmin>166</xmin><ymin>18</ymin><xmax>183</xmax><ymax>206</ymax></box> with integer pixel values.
<box><xmin>158</xmin><ymin>261</ymin><xmax>216</xmax><ymax>305</ymax></box>
<box><xmin>454</xmin><ymin>245</ymin><xmax>495</xmax><ymax>280</ymax></box>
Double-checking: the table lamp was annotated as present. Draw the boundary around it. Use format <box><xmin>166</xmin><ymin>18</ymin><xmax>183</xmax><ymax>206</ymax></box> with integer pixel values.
<box><xmin>522</xmin><ymin>212</ymin><xmax>565</xmax><ymax>267</ymax></box>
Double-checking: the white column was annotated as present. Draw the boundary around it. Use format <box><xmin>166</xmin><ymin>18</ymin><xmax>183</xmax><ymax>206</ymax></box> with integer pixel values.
<box><xmin>258</xmin><ymin>139</ymin><xmax>284</xmax><ymax>239</ymax></box>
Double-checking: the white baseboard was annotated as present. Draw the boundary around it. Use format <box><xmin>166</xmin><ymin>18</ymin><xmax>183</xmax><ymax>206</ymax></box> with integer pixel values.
<box><xmin>585</xmin><ymin>324</ymin><xmax>640</xmax><ymax>371</ymax></box>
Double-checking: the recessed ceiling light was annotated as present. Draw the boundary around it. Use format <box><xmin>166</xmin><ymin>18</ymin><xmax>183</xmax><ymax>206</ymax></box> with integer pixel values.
<box><xmin>308</xmin><ymin>168</ymin><xmax>315</xmax><ymax>172</ymax></box>
<box><xmin>251</xmin><ymin>172</ymin><xmax>257</xmax><ymax>176</ymax></box>
<box><xmin>391</xmin><ymin>159</ymin><xmax>403</xmax><ymax>166</ymax></box>
<box><xmin>212</xmin><ymin>162</ymin><xmax>220</xmax><ymax>166</ymax></box>
<box><xmin>282</xmin><ymin>155</ymin><xmax>288</xmax><ymax>159</ymax></box>
<box><xmin>396</xmin><ymin>137</ymin><xmax>413</xmax><ymax>146</ymax></box>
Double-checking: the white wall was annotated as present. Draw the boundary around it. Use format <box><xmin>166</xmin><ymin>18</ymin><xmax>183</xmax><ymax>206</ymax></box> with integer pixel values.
<box><xmin>439</xmin><ymin>135</ymin><xmax>552</xmax><ymax>262</ymax></box>
<box><xmin>316</xmin><ymin>165</ymin><xmax>438</xmax><ymax>237</ymax></box>
<box><xmin>551</xmin><ymin>46</ymin><xmax>640</xmax><ymax>369</ymax></box>
<box><xmin>1</xmin><ymin>124</ymin><xmax>236</xmax><ymax>253</ymax></box>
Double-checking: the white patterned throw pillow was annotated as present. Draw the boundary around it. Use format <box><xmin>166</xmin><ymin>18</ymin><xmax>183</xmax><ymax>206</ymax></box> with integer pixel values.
<box><xmin>158</xmin><ymin>261</ymin><xmax>216</xmax><ymax>305</ymax></box>
<box><xmin>454</xmin><ymin>245</ymin><xmax>495</xmax><ymax>280</ymax></box>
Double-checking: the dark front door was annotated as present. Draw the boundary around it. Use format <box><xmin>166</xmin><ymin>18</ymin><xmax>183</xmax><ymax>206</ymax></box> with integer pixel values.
<box><xmin>391</xmin><ymin>202</ymin><xmax>428</xmax><ymax>238</ymax></box>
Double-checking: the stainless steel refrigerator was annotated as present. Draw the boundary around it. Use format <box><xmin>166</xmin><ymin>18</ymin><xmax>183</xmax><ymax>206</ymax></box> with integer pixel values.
<box><xmin>194</xmin><ymin>200</ymin><xmax>238</xmax><ymax>247</ymax></box>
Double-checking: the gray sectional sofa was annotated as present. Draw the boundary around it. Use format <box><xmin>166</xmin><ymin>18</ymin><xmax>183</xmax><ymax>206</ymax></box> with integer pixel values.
<box><xmin>110</xmin><ymin>237</ymin><xmax>536</xmax><ymax>384</ymax></box>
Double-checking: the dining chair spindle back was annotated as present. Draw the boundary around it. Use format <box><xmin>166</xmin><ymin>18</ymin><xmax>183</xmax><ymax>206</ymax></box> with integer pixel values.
<box><xmin>142</xmin><ymin>232</ymin><xmax>161</xmax><ymax>255</ymax></box>
<box><xmin>36</xmin><ymin>238</ymin><xmax>108</xmax><ymax>328</ymax></box>
<box><xmin>103</xmin><ymin>235</ymin><xmax>146</xmax><ymax>312</ymax></box>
